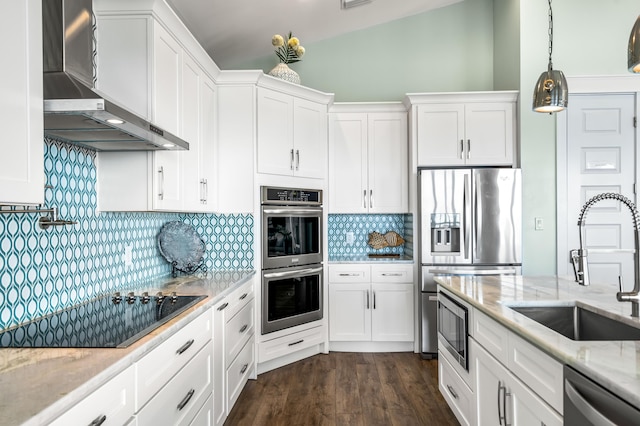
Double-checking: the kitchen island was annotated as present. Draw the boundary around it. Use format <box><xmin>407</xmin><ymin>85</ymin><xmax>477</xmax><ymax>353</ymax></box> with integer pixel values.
<box><xmin>436</xmin><ymin>274</ymin><xmax>640</xmax><ymax>412</ymax></box>
<box><xmin>0</xmin><ymin>270</ymin><xmax>255</xmax><ymax>426</ymax></box>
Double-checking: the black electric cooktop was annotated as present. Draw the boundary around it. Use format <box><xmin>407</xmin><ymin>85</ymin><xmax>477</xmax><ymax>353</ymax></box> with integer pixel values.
<box><xmin>0</xmin><ymin>292</ymin><xmax>207</xmax><ymax>348</ymax></box>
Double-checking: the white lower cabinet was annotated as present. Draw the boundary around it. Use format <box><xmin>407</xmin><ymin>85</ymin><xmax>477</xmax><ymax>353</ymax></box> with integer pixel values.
<box><xmin>190</xmin><ymin>394</ymin><xmax>213</xmax><ymax>426</ymax></box>
<box><xmin>212</xmin><ymin>278</ymin><xmax>256</xmax><ymax>425</ymax></box>
<box><xmin>473</xmin><ymin>339</ymin><xmax>562</xmax><ymax>426</ymax></box>
<box><xmin>439</xmin><ymin>353</ymin><xmax>474</xmax><ymax>426</ymax></box>
<box><xmin>329</xmin><ymin>264</ymin><xmax>414</xmax><ymax>347</ymax></box>
<box><xmin>49</xmin><ymin>365</ymin><xmax>135</xmax><ymax>426</ymax></box>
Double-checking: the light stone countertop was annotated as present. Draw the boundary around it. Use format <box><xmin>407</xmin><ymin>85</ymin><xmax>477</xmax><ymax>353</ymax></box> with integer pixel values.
<box><xmin>328</xmin><ymin>255</ymin><xmax>414</xmax><ymax>264</ymax></box>
<box><xmin>0</xmin><ymin>270</ymin><xmax>255</xmax><ymax>426</ymax></box>
<box><xmin>435</xmin><ymin>274</ymin><xmax>640</xmax><ymax>409</ymax></box>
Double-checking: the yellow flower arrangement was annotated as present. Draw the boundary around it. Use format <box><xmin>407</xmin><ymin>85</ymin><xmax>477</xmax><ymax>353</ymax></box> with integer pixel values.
<box><xmin>272</xmin><ymin>31</ymin><xmax>305</xmax><ymax>64</ymax></box>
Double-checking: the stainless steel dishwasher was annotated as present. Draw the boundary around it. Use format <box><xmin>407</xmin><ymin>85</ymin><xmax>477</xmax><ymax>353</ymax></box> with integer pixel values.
<box><xmin>564</xmin><ymin>365</ymin><xmax>640</xmax><ymax>425</ymax></box>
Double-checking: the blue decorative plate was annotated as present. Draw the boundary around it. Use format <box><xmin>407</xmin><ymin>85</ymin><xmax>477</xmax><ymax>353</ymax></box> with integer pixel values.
<box><xmin>157</xmin><ymin>221</ymin><xmax>205</xmax><ymax>272</ymax></box>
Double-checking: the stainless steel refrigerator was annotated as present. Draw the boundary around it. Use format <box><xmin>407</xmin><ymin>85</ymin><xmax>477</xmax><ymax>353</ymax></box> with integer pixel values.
<box><xmin>419</xmin><ymin>168</ymin><xmax>522</xmax><ymax>358</ymax></box>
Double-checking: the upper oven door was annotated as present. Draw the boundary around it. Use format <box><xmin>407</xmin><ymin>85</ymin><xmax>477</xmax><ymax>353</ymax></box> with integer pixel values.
<box><xmin>262</xmin><ymin>205</ymin><xmax>323</xmax><ymax>269</ymax></box>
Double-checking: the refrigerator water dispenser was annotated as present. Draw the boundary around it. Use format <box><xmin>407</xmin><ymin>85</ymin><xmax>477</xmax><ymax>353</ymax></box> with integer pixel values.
<box><xmin>431</xmin><ymin>213</ymin><xmax>460</xmax><ymax>253</ymax></box>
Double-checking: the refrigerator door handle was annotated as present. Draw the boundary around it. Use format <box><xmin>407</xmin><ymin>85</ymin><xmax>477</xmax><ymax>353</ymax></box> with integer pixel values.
<box><xmin>463</xmin><ymin>173</ymin><xmax>471</xmax><ymax>260</ymax></box>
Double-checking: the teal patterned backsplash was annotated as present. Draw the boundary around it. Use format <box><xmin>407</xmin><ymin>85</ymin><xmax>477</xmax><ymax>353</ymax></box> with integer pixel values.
<box><xmin>0</xmin><ymin>139</ymin><xmax>253</xmax><ymax>330</ymax></box>
<box><xmin>328</xmin><ymin>214</ymin><xmax>413</xmax><ymax>257</ymax></box>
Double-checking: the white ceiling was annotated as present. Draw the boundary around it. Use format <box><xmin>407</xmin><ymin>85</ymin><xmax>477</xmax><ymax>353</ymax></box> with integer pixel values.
<box><xmin>166</xmin><ymin>0</ymin><xmax>464</xmax><ymax>69</ymax></box>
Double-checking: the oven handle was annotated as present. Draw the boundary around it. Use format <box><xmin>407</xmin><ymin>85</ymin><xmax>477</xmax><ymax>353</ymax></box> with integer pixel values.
<box><xmin>262</xmin><ymin>208</ymin><xmax>322</xmax><ymax>215</ymax></box>
<box><xmin>264</xmin><ymin>266</ymin><xmax>323</xmax><ymax>279</ymax></box>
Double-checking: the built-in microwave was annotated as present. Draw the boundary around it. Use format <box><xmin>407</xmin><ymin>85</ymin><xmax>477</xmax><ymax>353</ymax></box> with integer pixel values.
<box><xmin>437</xmin><ymin>291</ymin><xmax>469</xmax><ymax>371</ymax></box>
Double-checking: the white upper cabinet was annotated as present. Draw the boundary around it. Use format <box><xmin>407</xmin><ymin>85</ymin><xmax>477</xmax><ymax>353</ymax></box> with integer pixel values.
<box><xmin>0</xmin><ymin>0</ymin><xmax>44</xmax><ymax>205</ymax></box>
<box><xmin>152</xmin><ymin>21</ymin><xmax>182</xmax><ymax>136</ymax></box>
<box><xmin>329</xmin><ymin>104</ymin><xmax>408</xmax><ymax>214</ymax></box>
<box><xmin>407</xmin><ymin>91</ymin><xmax>518</xmax><ymax>167</ymax></box>
<box><xmin>256</xmin><ymin>86</ymin><xmax>329</xmax><ymax>179</ymax></box>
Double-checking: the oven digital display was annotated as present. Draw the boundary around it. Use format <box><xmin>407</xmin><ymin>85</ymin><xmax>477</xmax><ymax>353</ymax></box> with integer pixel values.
<box><xmin>263</xmin><ymin>187</ymin><xmax>321</xmax><ymax>205</ymax></box>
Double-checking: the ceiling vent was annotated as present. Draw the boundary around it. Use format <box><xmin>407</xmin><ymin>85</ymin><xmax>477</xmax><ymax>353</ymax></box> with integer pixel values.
<box><xmin>341</xmin><ymin>0</ymin><xmax>372</xmax><ymax>10</ymax></box>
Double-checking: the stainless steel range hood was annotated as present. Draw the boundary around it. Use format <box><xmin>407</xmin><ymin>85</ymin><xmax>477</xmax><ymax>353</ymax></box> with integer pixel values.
<box><xmin>42</xmin><ymin>0</ymin><xmax>189</xmax><ymax>151</ymax></box>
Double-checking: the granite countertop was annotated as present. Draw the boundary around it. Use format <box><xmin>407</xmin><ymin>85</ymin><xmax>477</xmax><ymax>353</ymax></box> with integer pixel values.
<box><xmin>329</xmin><ymin>255</ymin><xmax>414</xmax><ymax>264</ymax></box>
<box><xmin>436</xmin><ymin>274</ymin><xmax>640</xmax><ymax>409</ymax></box>
<box><xmin>0</xmin><ymin>270</ymin><xmax>255</xmax><ymax>426</ymax></box>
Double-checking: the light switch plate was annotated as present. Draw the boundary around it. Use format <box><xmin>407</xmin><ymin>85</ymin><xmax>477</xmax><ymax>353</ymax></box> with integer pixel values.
<box><xmin>535</xmin><ymin>217</ymin><xmax>544</xmax><ymax>230</ymax></box>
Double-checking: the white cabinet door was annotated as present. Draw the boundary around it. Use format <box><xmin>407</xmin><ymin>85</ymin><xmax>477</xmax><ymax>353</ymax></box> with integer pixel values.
<box><xmin>473</xmin><ymin>340</ymin><xmax>562</xmax><ymax>426</ymax></box>
<box><xmin>198</xmin><ymin>76</ymin><xmax>216</xmax><ymax>211</ymax></box>
<box><xmin>329</xmin><ymin>283</ymin><xmax>371</xmax><ymax>341</ymax></box>
<box><xmin>368</xmin><ymin>112</ymin><xmax>408</xmax><ymax>213</ymax></box>
<box><xmin>328</xmin><ymin>113</ymin><xmax>368</xmax><ymax>213</ymax></box>
<box><xmin>370</xmin><ymin>282</ymin><xmax>414</xmax><ymax>342</ymax></box>
<box><xmin>257</xmin><ymin>88</ymin><xmax>294</xmax><ymax>176</ymax></box>
<box><xmin>465</xmin><ymin>102</ymin><xmax>514</xmax><ymax>166</ymax></box>
<box><xmin>153</xmin><ymin>151</ymin><xmax>183</xmax><ymax>211</ymax></box>
<box><xmin>416</xmin><ymin>104</ymin><xmax>466</xmax><ymax>166</ymax></box>
<box><xmin>0</xmin><ymin>0</ymin><xmax>44</xmax><ymax>205</ymax></box>
<box><xmin>181</xmin><ymin>54</ymin><xmax>202</xmax><ymax>212</ymax></box>
<box><xmin>329</xmin><ymin>111</ymin><xmax>408</xmax><ymax>214</ymax></box>
<box><xmin>212</xmin><ymin>299</ymin><xmax>227</xmax><ymax>426</ymax></box>
<box><xmin>293</xmin><ymin>98</ymin><xmax>327</xmax><ymax>179</ymax></box>
<box><xmin>416</xmin><ymin>100</ymin><xmax>515</xmax><ymax>167</ymax></box>
<box><xmin>152</xmin><ymin>21</ymin><xmax>181</xmax><ymax>136</ymax></box>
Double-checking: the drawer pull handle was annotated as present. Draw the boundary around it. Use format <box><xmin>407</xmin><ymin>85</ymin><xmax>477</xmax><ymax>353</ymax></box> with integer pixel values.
<box><xmin>176</xmin><ymin>339</ymin><xmax>194</xmax><ymax>355</ymax></box>
<box><xmin>89</xmin><ymin>415</ymin><xmax>106</xmax><ymax>426</ymax></box>
<box><xmin>177</xmin><ymin>388</ymin><xmax>195</xmax><ymax>411</ymax></box>
<box><xmin>239</xmin><ymin>293</ymin><xmax>248</xmax><ymax>300</ymax></box>
<box><xmin>217</xmin><ymin>302</ymin><xmax>229</xmax><ymax>311</ymax></box>
<box><xmin>446</xmin><ymin>384</ymin><xmax>458</xmax><ymax>399</ymax></box>
<box><xmin>381</xmin><ymin>273</ymin><xmax>402</xmax><ymax>276</ymax></box>
<box><xmin>239</xmin><ymin>324</ymin><xmax>248</xmax><ymax>333</ymax></box>
<box><xmin>338</xmin><ymin>273</ymin><xmax>359</xmax><ymax>277</ymax></box>
<box><xmin>240</xmin><ymin>363</ymin><xmax>249</xmax><ymax>374</ymax></box>
<box><xmin>288</xmin><ymin>339</ymin><xmax>304</xmax><ymax>347</ymax></box>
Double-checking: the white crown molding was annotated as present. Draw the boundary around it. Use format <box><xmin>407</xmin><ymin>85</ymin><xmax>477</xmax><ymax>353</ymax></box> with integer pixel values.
<box><xmin>567</xmin><ymin>75</ymin><xmax>640</xmax><ymax>93</ymax></box>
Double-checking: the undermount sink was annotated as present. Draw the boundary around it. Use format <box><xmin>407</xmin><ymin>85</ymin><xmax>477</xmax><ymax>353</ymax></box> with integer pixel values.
<box><xmin>506</xmin><ymin>302</ymin><xmax>640</xmax><ymax>341</ymax></box>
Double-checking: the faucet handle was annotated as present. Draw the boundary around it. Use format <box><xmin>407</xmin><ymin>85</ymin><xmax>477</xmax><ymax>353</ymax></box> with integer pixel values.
<box><xmin>570</xmin><ymin>249</ymin><xmax>590</xmax><ymax>286</ymax></box>
<box><xmin>618</xmin><ymin>275</ymin><xmax>624</xmax><ymax>293</ymax></box>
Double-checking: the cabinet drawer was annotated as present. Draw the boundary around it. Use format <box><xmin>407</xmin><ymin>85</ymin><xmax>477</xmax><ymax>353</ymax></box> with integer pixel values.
<box><xmin>439</xmin><ymin>353</ymin><xmax>474</xmax><ymax>426</ymax></box>
<box><xmin>226</xmin><ymin>280</ymin><xmax>255</xmax><ymax>320</ymax></box>
<box><xmin>328</xmin><ymin>265</ymin><xmax>369</xmax><ymax>283</ymax></box>
<box><xmin>226</xmin><ymin>338</ymin><xmax>255</xmax><ymax>412</ymax></box>
<box><xmin>189</xmin><ymin>393</ymin><xmax>213</xmax><ymax>426</ymax></box>
<box><xmin>136</xmin><ymin>309</ymin><xmax>211</xmax><ymax>410</ymax></box>
<box><xmin>508</xmin><ymin>332</ymin><xmax>563</xmax><ymax>414</ymax></box>
<box><xmin>226</xmin><ymin>299</ymin><xmax>255</xmax><ymax>367</ymax></box>
<box><xmin>473</xmin><ymin>309</ymin><xmax>509</xmax><ymax>365</ymax></box>
<box><xmin>50</xmin><ymin>365</ymin><xmax>135</xmax><ymax>426</ymax></box>
<box><xmin>370</xmin><ymin>264</ymin><xmax>413</xmax><ymax>282</ymax></box>
<box><xmin>137</xmin><ymin>342</ymin><xmax>213</xmax><ymax>426</ymax></box>
<box><xmin>259</xmin><ymin>325</ymin><xmax>325</xmax><ymax>363</ymax></box>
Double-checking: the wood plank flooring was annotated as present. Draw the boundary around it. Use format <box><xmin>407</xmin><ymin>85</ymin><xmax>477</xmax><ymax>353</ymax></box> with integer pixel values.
<box><xmin>225</xmin><ymin>352</ymin><xmax>459</xmax><ymax>426</ymax></box>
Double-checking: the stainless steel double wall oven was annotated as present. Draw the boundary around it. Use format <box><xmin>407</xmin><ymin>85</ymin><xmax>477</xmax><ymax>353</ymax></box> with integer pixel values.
<box><xmin>261</xmin><ymin>187</ymin><xmax>323</xmax><ymax>334</ymax></box>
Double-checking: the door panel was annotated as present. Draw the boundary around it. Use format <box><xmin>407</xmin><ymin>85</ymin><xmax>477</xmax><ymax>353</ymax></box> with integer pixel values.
<box><xmin>565</xmin><ymin>94</ymin><xmax>636</xmax><ymax>289</ymax></box>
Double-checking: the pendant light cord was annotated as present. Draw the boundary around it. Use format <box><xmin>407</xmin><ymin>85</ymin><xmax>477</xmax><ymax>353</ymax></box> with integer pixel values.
<box><xmin>547</xmin><ymin>0</ymin><xmax>554</xmax><ymax>71</ymax></box>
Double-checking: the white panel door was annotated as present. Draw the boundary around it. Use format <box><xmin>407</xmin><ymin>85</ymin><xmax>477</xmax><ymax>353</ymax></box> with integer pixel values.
<box><xmin>416</xmin><ymin>104</ymin><xmax>465</xmax><ymax>166</ymax></box>
<box><xmin>370</xmin><ymin>283</ymin><xmax>414</xmax><ymax>342</ymax></box>
<box><xmin>328</xmin><ymin>283</ymin><xmax>371</xmax><ymax>341</ymax></box>
<box><xmin>565</xmin><ymin>94</ymin><xmax>636</xmax><ymax>289</ymax></box>
<box><xmin>328</xmin><ymin>113</ymin><xmax>368</xmax><ymax>213</ymax></box>
<box><xmin>257</xmin><ymin>88</ymin><xmax>293</xmax><ymax>176</ymax></box>
<box><xmin>293</xmin><ymin>98</ymin><xmax>326</xmax><ymax>179</ymax></box>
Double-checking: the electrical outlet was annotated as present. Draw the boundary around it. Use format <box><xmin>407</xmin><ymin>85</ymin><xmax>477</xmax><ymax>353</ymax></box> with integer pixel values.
<box><xmin>346</xmin><ymin>231</ymin><xmax>355</xmax><ymax>245</ymax></box>
<box><xmin>124</xmin><ymin>245</ymin><xmax>133</xmax><ymax>268</ymax></box>
<box><xmin>535</xmin><ymin>217</ymin><xmax>544</xmax><ymax>231</ymax></box>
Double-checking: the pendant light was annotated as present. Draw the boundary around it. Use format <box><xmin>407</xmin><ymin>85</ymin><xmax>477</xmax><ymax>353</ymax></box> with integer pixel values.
<box><xmin>629</xmin><ymin>15</ymin><xmax>640</xmax><ymax>73</ymax></box>
<box><xmin>532</xmin><ymin>0</ymin><xmax>568</xmax><ymax>113</ymax></box>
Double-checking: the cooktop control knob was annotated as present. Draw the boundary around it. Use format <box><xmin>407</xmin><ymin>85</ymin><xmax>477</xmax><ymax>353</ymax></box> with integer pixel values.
<box><xmin>171</xmin><ymin>292</ymin><xmax>178</xmax><ymax>303</ymax></box>
<box><xmin>141</xmin><ymin>291</ymin><xmax>151</xmax><ymax>304</ymax></box>
<box><xmin>127</xmin><ymin>292</ymin><xmax>136</xmax><ymax>304</ymax></box>
<box><xmin>156</xmin><ymin>292</ymin><xmax>165</xmax><ymax>304</ymax></box>
<box><xmin>112</xmin><ymin>292</ymin><xmax>122</xmax><ymax>304</ymax></box>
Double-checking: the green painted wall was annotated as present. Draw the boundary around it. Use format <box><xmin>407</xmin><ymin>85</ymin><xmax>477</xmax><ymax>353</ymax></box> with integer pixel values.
<box><xmin>230</xmin><ymin>0</ymin><xmax>496</xmax><ymax>101</ymax></box>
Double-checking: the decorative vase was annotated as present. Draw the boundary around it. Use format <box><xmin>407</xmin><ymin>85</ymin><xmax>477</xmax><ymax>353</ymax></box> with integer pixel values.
<box><xmin>268</xmin><ymin>63</ymin><xmax>301</xmax><ymax>85</ymax></box>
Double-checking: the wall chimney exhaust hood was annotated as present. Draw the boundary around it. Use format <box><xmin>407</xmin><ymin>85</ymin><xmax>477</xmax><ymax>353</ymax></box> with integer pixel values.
<box><xmin>42</xmin><ymin>0</ymin><xmax>189</xmax><ymax>151</ymax></box>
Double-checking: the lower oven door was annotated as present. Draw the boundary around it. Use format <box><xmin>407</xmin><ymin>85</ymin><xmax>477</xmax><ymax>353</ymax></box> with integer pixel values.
<box><xmin>437</xmin><ymin>291</ymin><xmax>469</xmax><ymax>370</ymax></box>
<box><xmin>262</xmin><ymin>264</ymin><xmax>323</xmax><ymax>334</ymax></box>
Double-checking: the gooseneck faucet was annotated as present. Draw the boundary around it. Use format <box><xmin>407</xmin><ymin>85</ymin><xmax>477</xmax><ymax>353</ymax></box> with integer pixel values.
<box><xmin>570</xmin><ymin>192</ymin><xmax>640</xmax><ymax>317</ymax></box>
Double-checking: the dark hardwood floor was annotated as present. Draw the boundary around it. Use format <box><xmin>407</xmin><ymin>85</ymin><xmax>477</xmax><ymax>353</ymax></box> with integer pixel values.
<box><xmin>225</xmin><ymin>352</ymin><xmax>459</xmax><ymax>426</ymax></box>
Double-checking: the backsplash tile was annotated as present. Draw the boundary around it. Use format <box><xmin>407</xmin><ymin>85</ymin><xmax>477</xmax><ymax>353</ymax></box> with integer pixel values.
<box><xmin>0</xmin><ymin>139</ymin><xmax>253</xmax><ymax>330</ymax></box>
<box><xmin>328</xmin><ymin>214</ymin><xmax>409</xmax><ymax>257</ymax></box>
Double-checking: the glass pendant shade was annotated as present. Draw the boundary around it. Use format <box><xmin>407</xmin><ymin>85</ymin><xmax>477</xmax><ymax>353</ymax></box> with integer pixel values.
<box><xmin>629</xmin><ymin>15</ymin><xmax>640</xmax><ymax>73</ymax></box>
<box><xmin>532</xmin><ymin>67</ymin><xmax>568</xmax><ymax>113</ymax></box>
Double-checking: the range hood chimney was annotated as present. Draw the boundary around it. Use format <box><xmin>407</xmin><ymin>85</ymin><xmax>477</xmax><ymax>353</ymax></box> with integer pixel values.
<box><xmin>42</xmin><ymin>0</ymin><xmax>189</xmax><ymax>151</ymax></box>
